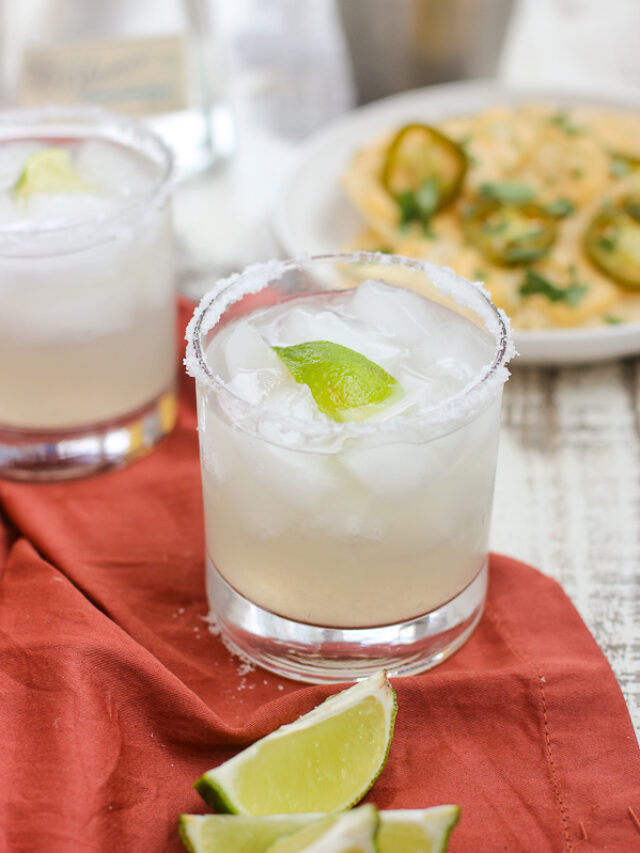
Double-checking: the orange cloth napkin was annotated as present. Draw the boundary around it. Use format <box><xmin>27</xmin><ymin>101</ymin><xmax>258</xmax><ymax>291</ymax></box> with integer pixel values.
<box><xmin>0</xmin><ymin>301</ymin><xmax>639</xmax><ymax>852</ymax></box>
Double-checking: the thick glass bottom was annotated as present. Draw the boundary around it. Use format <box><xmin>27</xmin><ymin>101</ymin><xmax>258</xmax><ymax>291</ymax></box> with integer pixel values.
<box><xmin>0</xmin><ymin>385</ymin><xmax>177</xmax><ymax>481</ymax></box>
<box><xmin>206</xmin><ymin>557</ymin><xmax>488</xmax><ymax>683</ymax></box>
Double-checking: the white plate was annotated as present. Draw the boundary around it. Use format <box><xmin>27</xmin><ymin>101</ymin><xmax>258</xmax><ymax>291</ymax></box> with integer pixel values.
<box><xmin>271</xmin><ymin>80</ymin><xmax>640</xmax><ymax>365</ymax></box>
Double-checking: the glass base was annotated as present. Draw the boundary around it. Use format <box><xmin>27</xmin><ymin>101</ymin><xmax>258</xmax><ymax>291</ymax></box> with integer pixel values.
<box><xmin>206</xmin><ymin>558</ymin><xmax>488</xmax><ymax>683</ymax></box>
<box><xmin>0</xmin><ymin>386</ymin><xmax>177</xmax><ymax>481</ymax></box>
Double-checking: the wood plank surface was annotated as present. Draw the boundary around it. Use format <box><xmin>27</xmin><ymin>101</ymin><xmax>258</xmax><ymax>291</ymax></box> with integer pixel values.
<box><xmin>491</xmin><ymin>358</ymin><xmax>640</xmax><ymax>735</ymax></box>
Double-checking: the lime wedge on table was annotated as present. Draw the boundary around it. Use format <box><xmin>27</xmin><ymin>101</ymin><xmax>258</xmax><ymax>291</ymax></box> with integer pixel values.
<box><xmin>377</xmin><ymin>806</ymin><xmax>461</xmax><ymax>853</ymax></box>
<box><xmin>265</xmin><ymin>806</ymin><xmax>378</xmax><ymax>853</ymax></box>
<box><xmin>194</xmin><ymin>670</ymin><xmax>396</xmax><ymax>815</ymax></box>
<box><xmin>178</xmin><ymin>806</ymin><xmax>460</xmax><ymax>853</ymax></box>
<box><xmin>178</xmin><ymin>814</ymin><xmax>314</xmax><ymax>853</ymax></box>
<box><xmin>13</xmin><ymin>147</ymin><xmax>89</xmax><ymax>197</ymax></box>
<box><xmin>272</xmin><ymin>341</ymin><xmax>402</xmax><ymax>422</ymax></box>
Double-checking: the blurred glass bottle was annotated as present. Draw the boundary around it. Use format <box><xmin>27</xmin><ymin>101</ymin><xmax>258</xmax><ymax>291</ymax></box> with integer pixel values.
<box><xmin>0</xmin><ymin>0</ymin><xmax>233</xmax><ymax>178</ymax></box>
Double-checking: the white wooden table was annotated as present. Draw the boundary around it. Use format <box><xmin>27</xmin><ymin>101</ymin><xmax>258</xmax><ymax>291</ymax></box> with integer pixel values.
<box><xmin>491</xmin><ymin>359</ymin><xmax>640</xmax><ymax>735</ymax></box>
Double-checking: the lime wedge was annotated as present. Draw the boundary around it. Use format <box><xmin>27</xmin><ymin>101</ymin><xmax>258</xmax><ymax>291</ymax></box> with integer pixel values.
<box><xmin>194</xmin><ymin>671</ymin><xmax>397</xmax><ymax>815</ymax></box>
<box><xmin>178</xmin><ymin>814</ymin><xmax>315</xmax><ymax>853</ymax></box>
<box><xmin>272</xmin><ymin>341</ymin><xmax>401</xmax><ymax>422</ymax></box>
<box><xmin>377</xmin><ymin>806</ymin><xmax>461</xmax><ymax>853</ymax></box>
<box><xmin>14</xmin><ymin>147</ymin><xmax>89</xmax><ymax>197</ymax></box>
<box><xmin>265</xmin><ymin>806</ymin><xmax>378</xmax><ymax>853</ymax></box>
<box><xmin>178</xmin><ymin>807</ymin><xmax>460</xmax><ymax>853</ymax></box>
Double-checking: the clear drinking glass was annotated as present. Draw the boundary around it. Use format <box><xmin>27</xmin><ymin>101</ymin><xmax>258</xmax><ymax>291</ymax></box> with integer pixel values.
<box><xmin>0</xmin><ymin>106</ymin><xmax>177</xmax><ymax>480</ymax></box>
<box><xmin>186</xmin><ymin>253</ymin><xmax>513</xmax><ymax>682</ymax></box>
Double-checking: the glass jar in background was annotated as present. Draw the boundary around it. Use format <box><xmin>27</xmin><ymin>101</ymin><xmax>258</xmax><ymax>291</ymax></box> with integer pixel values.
<box><xmin>0</xmin><ymin>0</ymin><xmax>233</xmax><ymax>179</ymax></box>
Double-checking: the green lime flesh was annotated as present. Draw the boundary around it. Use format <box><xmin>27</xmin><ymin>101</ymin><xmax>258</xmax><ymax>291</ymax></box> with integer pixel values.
<box><xmin>272</xmin><ymin>340</ymin><xmax>401</xmax><ymax>422</ymax></box>
<box><xmin>178</xmin><ymin>814</ymin><xmax>314</xmax><ymax>853</ymax></box>
<box><xmin>197</xmin><ymin>695</ymin><xmax>391</xmax><ymax>814</ymax></box>
<box><xmin>265</xmin><ymin>807</ymin><xmax>378</xmax><ymax>853</ymax></box>
<box><xmin>14</xmin><ymin>147</ymin><xmax>89</xmax><ymax>197</ymax></box>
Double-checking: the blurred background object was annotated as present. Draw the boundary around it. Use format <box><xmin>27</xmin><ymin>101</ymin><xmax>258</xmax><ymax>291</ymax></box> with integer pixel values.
<box><xmin>0</xmin><ymin>0</ymin><xmax>233</xmax><ymax>179</ymax></box>
<box><xmin>500</xmin><ymin>0</ymin><xmax>640</xmax><ymax>99</ymax></box>
<box><xmin>339</xmin><ymin>0</ymin><xmax>515</xmax><ymax>105</ymax></box>
<box><xmin>173</xmin><ymin>0</ymin><xmax>356</xmax><ymax>296</ymax></box>
<box><xmin>3</xmin><ymin>0</ymin><xmax>637</xmax><ymax>295</ymax></box>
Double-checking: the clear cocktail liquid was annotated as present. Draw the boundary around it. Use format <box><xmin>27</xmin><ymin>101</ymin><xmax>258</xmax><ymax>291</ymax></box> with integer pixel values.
<box><xmin>0</xmin><ymin>136</ymin><xmax>174</xmax><ymax>431</ymax></box>
<box><xmin>187</xmin><ymin>254</ymin><xmax>513</xmax><ymax>681</ymax></box>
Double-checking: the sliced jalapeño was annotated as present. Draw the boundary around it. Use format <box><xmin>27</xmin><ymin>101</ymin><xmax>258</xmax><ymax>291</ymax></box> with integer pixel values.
<box><xmin>463</xmin><ymin>200</ymin><xmax>557</xmax><ymax>266</ymax></box>
<box><xmin>382</xmin><ymin>123</ymin><xmax>467</xmax><ymax>226</ymax></box>
<box><xmin>585</xmin><ymin>196</ymin><xmax>640</xmax><ymax>290</ymax></box>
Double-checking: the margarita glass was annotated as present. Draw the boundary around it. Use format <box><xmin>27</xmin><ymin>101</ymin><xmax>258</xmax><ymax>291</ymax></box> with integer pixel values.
<box><xmin>186</xmin><ymin>253</ymin><xmax>513</xmax><ymax>682</ymax></box>
<box><xmin>0</xmin><ymin>107</ymin><xmax>176</xmax><ymax>480</ymax></box>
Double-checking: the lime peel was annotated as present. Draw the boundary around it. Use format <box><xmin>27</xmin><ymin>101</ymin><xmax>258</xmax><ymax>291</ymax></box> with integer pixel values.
<box><xmin>265</xmin><ymin>806</ymin><xmax>378</xmax><ymax>853</ymax></box>
<box><xmin>194</xmin><ymin>670</ymin><xmax>397</xmax><ymax>815</ymax></box>
<box><xmin>14</xmin><ymin>147</ymin><xmax>89</xmax><ymax>198</ymax></box>
<box><xmin>178</xmin><ymin>813</ymin><xmax>315</xmax><ymax>853</ymax></box>
<box><xmin>272</xmin><ymin>340</ymin><xmax>402</xmax><ymax>423</ymax></box>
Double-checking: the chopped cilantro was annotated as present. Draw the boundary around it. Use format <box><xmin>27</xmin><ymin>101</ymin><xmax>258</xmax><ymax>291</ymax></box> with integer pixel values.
<box><xmin>604</xmin><ymin>315</ymin><xmax>623</xmax><ymax>325</ymax></box>
<box><xmin>545</xmin><ymin>198</ymin><xmax>575</xmax><ymax>218</ymax></box>
<box><xmin>519</xmin><ymin>269</ymin><xmax>588</xmax><ymax>306</ymax></box>
<box><xmin>482</xmin><ymin>219</ymin><xmax>508</xmax><ymax>235</ymax></box>
<box><xmin>625</xmin><ymin>199</ymin><xmax>640</xmax><ymax>220</ymax></box>
<box><xmin>550</xmin><ymin>111</ymin><xmax>581</xmax><ymax>135</ymax></box>
<box><xmin>457</xmin><ymin>134</ymin><xmax>478</xmax><ymax>166</ymax></box>
<box><xmin>472</xmin><ymin>269</ymin><xmax>487</xmax><ymax>280</ymax></box>
<box><xmin>397</xmin><ymin>176</ymin><xmax>441</xmax><ymax>229</ymax></box>
<box><xmin>478</xmin><ymin>182</ymin><xmax>536</xmax><ymax>204</ymax></box>
<box><xmin>597</xmin><ymin>232</ymin><xmax>618</xmax><ymax>252</ymax></box>
<box><xmin>505</xmin><ymin>245</ymin><xmax>550</xmax><ymax>264</ymax></box>
<box><xmin>609</xmin><ymin>152</ymin><xmax>640</xmax><ymax>178</ymax></box>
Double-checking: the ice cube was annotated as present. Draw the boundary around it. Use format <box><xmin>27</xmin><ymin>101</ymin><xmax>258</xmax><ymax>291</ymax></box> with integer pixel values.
<box><xmin>222</xmin><ymin>320</ymin><xmax>283</xmax><ymax>376</ymax></box>
<box><xmin>234</xmin><ymin>427</ymin><xmax>336</xmax><ymax>510</ymax></box>
<box><xmin>261</xmin><ymin>382</ymin><xmax>322</xmax><ymax>422</ymax></box>
<box><xmin>276</xmin><ymin>304</ymin><xmax>400</xmax><ymax>364</ymax></box>
<box><xmin>219</xmin><ymin>320</ymin><xmax>290</xmax><ymax>405</ymax></box>
<box><xmin>348</xmin><ymin>279</ymin><xmax>439</xmax><ymax>345</ymax></box>
<box><xmin>340</xmin><ymin>440</ymin><xmax>444</xmax><ymax>500</ymax></box>
<box><xmin>25</xmin><ymin>192</ymin><xmax>119</xmax><ymax>226</ymax></box>
<box><xmin>75</xmin><ymin>140</ymin><xmax>156</xmax><ymax>199</ymax></box>
<box><xmin>413</xmin><ymin>319</ymin><xmax>495</xmax><ymax>385</ymax></box>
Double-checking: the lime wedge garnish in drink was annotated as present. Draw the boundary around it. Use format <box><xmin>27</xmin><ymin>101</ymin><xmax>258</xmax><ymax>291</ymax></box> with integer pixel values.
<box><xmin>178</xmin><ymin>814</ymin><xmax>315</xmax><ymax>853</ymax></box>
<box><xmin>376</xmin><ymin>806</ymin><xmax>461</xmax><ymax>853</ymax></box>
<box><xmin>272</xmin><ymin>340</ymin><xmax>402</xmax><ymax>422</ymax></box>
<box><xmin>265</xmin><ymin>806</ymin><xmax>378</xmax><ymax>853</ymax></box>
<box><xmin>13</xmin><ymin>147</ymin><xmax>89</xmax><ymax>197</ymax></box>
<box><xmin>194</xmin><ymin>671</ymin><xmax>397</xmax><ymax>815</ymax></box>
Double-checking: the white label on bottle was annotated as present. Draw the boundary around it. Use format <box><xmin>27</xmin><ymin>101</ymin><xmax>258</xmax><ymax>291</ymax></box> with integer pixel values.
<box><xmin>18</xmin><ymin>35</ymin><xmax>188</xmax><ymax>116</ymax></box>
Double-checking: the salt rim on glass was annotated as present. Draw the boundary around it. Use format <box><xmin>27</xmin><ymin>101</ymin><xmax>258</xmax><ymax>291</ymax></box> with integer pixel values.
<box><xmin>0</xmin><ymin>105</ymin><xmax>174</xmax><ymax>258</ymax></box>
<box><xmin>185</xmin><ymin>252</ymin><xmax>516</xmax><ymax>451</ymax></box>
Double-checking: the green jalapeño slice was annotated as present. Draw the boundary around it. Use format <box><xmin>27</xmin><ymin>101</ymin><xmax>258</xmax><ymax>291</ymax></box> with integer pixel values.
<box><xmin>585</xmin><ymin>196</ymin><xmax>640</xmax><ymax>290</ymax></box>
<box><xmin>382</xmin><ymin>124</ymin><xmax>467</xmax><ymax>227</ymax></box>
<box><xmin>464</xmin><ymin>199</ymin><xmax>557</xmax><ymax>266</ymax></box>
<box><xmin>273</xmin><ymin>340</ymin><xmax>402</xmax><ymax>423</ymax></box>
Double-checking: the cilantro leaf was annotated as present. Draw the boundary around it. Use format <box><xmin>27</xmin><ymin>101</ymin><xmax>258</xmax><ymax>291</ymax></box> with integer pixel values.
<box><xmin>545</xmin><ymin>198</ymin><xmax>575</xmax><ymax>218</ymax></box>
<box><xmin>519</xmin><ymin>269</ymin><xmax>588</xmax><ymax>306</ymax></box>
<box><xmin>478</xmin><ymin>182</ymin><xmax>536</xmax><ymax>204</ymax></box>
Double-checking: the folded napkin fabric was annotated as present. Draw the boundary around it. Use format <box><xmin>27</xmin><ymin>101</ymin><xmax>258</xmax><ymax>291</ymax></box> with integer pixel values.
<box><xmin>0</xmin><ymin>301</ymin><xmax>639</xmax><ymax>852</ymax></box>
